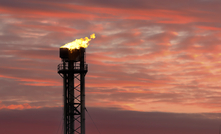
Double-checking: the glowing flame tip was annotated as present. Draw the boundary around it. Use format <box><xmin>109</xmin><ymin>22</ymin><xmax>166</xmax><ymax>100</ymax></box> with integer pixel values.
<box><xmin>60</xmin><ymin>33</ymin><xmax>96</xmax><ymax>50</ymax></box>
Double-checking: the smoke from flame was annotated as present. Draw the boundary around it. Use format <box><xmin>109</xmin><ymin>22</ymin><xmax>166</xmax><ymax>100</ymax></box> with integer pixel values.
<box><xmin>60</xmin><ymin>33</ymin><xmax>95</xmax><ymax>50</ymax></box>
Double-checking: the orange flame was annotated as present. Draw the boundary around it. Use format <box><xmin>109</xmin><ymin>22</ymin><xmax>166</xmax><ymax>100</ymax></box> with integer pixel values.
<box><xmin>61</xmin><ymin>33</ymin><xmax>95</xmax><ymax>50</ymax></box>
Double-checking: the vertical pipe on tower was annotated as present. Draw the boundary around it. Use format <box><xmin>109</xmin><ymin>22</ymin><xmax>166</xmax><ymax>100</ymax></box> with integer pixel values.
<box><xmin>63</xmin><ymin>60</ymin><xmax>67</xmax><ymax>134</ymax></box>
<box><xmin>69</xmin><ymin>60</ymin><xmax>74</xmax><ymax>133</ymax></box>
<box><xmin>80</xmin><ymin>48</ymin><xmax>86</xmax><ymax>134</ymax></box>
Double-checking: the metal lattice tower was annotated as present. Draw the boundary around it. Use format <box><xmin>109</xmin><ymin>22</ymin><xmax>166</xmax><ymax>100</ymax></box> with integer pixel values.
<box><xmin>58</xmin><ymin>48</ymin><xmax>87</xmax><ymax>134</ymax></box>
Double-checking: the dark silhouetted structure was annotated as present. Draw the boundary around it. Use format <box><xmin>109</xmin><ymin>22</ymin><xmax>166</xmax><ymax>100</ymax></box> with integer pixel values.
<box><xmin>58</xmin><ymin>47</ymin><xmax>88</xmax><ymax>134</ymax></box>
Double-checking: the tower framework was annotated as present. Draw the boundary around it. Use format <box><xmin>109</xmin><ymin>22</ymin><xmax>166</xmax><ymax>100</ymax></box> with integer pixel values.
<box><xmin>58</xmin><ymin>48</ymin><xmax>87</xmax><ymax>134</ymax></box>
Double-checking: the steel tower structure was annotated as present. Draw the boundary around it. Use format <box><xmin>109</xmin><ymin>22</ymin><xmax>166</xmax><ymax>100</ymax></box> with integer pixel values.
<box><xmin>58</xmin><ymin>47</ymin><xmax>88</xmax><ymax>134</ymax></box>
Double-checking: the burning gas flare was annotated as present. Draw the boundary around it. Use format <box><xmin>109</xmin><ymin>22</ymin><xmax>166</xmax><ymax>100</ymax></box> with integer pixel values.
<box><xmin>61</xmin><ymin>34</ymin><xmax>95</xmax><ymax>50</ymax></box>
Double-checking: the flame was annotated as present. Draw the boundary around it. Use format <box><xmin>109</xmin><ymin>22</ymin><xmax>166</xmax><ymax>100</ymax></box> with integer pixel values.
<box><xmin>61</xmin><ymin>33</ymin><xmax>95</xmax><ymax>50</ymax></box>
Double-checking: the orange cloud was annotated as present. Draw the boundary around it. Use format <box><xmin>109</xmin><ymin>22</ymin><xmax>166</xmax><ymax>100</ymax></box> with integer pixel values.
<box><xmin>0</xmin><ymin>74</ymin><xmax>60</xmax><ymax>86</ymax></box>
<box><xmin>0</xmin><ymin>103</ymin><xmax>41</xmax><ymax>110</ymax></box>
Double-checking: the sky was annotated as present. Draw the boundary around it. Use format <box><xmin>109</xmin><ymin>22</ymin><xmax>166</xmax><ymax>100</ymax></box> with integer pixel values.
<box><xmin>1</xmin><ymin>0</ymin><xmax>221</xmax><ymax>133</ymax></box>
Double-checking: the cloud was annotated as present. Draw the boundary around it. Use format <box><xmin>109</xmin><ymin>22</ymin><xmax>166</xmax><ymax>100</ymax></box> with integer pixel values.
<box><xmin>0</xmin><ymin>107</ymin><xmax>62</xmax><ymax>134</ymax></box>
<box><xmin>86</xmin><ymin>107</ymin><xmax>221</xmax><ymax>134</ymax></box>
<box><xmin>0</xmin><ymin>107</ymin><xmax>221</xmax><ymax>134</ymax></box>
<box><xmin>1</xmin><ymin>0</ymin><xmax>221</xmax><ymax>113</ymax></box>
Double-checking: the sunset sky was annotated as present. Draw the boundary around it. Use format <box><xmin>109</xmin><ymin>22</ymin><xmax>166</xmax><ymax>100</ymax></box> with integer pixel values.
<box><xmin>1</xmin><ymin>0</ymin><xmax>221</xmax><ymax>133</ymax></box>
